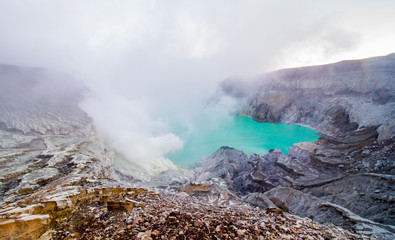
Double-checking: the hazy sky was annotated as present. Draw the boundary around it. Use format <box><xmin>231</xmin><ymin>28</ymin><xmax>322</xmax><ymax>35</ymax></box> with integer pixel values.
<box><xmin>1</xmin><ymin>0</ymin><xmax>394</xmax><ymax>170</ymax></box>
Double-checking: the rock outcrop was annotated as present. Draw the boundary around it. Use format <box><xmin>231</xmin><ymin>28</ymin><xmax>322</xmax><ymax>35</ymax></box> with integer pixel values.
<box><xmin>0</xmin><ymin>187</ymin><xmax>151</xmax><ymax>239</ymax></box>
<box><xmin>223</xmin><ymin>53</ymin><xmax>395</xmax><ymax>138</ymax></box>
<box><xmin>2</xmin><ymin>53</ymin><xmax>394</xmax><ymax>239</ymax></box>
<box><xmin>0</xmin><ymin>65</ymin><xmax>124</xmax><ymax>239</ymax></box>
<box><xmin>0</xmin><ymin>65</ymin><xmax>117</xmax><ymax>206</ymax></box>
<box><xmin>203</xmin><ymin>53</ymin><xmax>395</xmax><ymax>239</ymax></box>
<box><xmin>50</xmin><ymin>188</ymin><xmax>366</xmax><ymax>240</ymax></box>
<box><xmin>192</xmin><ymin>144</ymin><xmax>394</xmax><ymax>239</ymax></box>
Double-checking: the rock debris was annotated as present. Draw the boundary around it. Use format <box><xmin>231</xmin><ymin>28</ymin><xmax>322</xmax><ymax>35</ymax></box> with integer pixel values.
<box><xmin>51</xmin><ymin>189</ymin><xmax>366</xmax><ymax>240</ymax></box>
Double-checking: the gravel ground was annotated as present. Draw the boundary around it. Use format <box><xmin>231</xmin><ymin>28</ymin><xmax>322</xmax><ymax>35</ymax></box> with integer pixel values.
<box><xmin>51</xmin><ymin>190</ymin><xmax>367</xmax><ymax>240</ymax></box>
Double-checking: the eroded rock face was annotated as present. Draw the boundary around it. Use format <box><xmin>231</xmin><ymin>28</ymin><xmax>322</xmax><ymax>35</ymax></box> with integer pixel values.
<box><xmin>0</xmin><ymin>65</ymin><xmax>130</xmax><ymax>239</ymax></box>
<box><xmin>242</xmin><ymin>192</ymin><xmax>278</xmax><ymax>210</ymax></box>
<box><xmin>194</xmin><ymin>144</ymin><xmax>395</xmax><ymax>239</ymax></box>
<box><xmin>208</xmin><ymin>54</ymin><xmax>395</xmax><ymax>239</ymax></box>
<box><xmin>0</xmin><ymin>187</ymin><xmax>152</xmax><ymax>239</ymax></box>
<box><xmin>49</xmin><ymin>188</ymin><xmax>366</xmax><ymax>240</ymax></box>
<box><xmin>0</xmin><ymin>65</ymin><xmax>91</xmax><ymax>136</ymax></box>
<box><xmin>378</xmin><ymin>119</ymin><xmax>395</xmax><ymax>142</ymax></box>
<box><xmin>1</xmin><ymin>54</ymin><xmax>394</xmax><ymax>239</ymax></box>
<box><xmin>223</xmin><ymin>53</ymin><xmax>395</xmax><ymax>138</ymax></box>
<box><xmin>194</xmin><ymin>147</ymin><xmax>256</xmax><ymax>195</ymax></box>
<box><xmin>0</xmin><ymin>65</ymin><xmax>118</xmax><ymax>206</ymax></box>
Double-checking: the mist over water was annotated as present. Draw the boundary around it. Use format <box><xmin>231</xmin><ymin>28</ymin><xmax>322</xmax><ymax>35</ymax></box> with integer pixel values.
<box><xmin>0</xmin><ymin>1</ymin><xmax>394</xmax><ymax>172</ymax></box>
<box><xmin>167</xmin><ymin>116</ymin><xmax>319</xmax><ymax>166</ymax></box>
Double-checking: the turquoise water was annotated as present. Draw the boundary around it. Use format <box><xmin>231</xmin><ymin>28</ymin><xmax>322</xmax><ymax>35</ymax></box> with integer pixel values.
<box><xmin>167</xmin><ymin>115</ymin><xmax>319</xmax><ymax>166</ymax></box>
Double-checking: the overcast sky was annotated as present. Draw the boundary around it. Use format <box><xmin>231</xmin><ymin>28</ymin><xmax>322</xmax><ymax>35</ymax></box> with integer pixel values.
<box><xmin>1</xmin><ymin>0</ymin><xmax>394</xmax><ymax>170</ymax></box>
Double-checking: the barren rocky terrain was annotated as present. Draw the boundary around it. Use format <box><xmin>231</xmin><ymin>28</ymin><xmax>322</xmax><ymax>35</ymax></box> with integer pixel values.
<box><xmin>0</xmin><ymin>54</ymin><xmax>394</xmax><ymax>239</ymax></box>
<box><xmin>205</xmin><ymin>53</ymin><xmax>395</xmax><ymax>239</ymax></box>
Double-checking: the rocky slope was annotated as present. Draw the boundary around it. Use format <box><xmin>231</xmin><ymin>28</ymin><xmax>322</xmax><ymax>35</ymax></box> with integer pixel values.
<box><xmin>0</xmin><ymin>65</ymin><xmax>117</xmax><ymax>205</ymax></box>
<box><xmin>1</xmin><ymin>53</ymin><xmax>393</xmax><ymax>239</ymax></box>
<box><xmin>51</xmin><ymin>188</ymin><xmax>366</xmax><ymax>240</ymax></box>
<box><xmin>227</xmin><ymin>53</ymin><xmax>395</xmax><ymax>139</ymax></box>
<box><xmin>192</xmin><ymin>145</ymin><xmax>394</xmax><ymax>239</ymax></box>
<box><xmin>0</xmin><ymin>65</ymin><xmax>123</xmax><ymax>239</ymax></box>
<box><xmin>0</xmin><ymin>64</ymin><xmax>360</xmax><ymax>240</ymax></box>
<box><xmin>195</xmin><ymin>53</ymin><xmax>395</xmax><ymax>239</ymax></box>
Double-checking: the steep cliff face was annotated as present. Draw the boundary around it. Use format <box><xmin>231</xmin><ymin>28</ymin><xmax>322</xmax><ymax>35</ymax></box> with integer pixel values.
<box><xmin>207</xmin><ymin>54</ymin><xmax>395</xmax><ymax>239</ymax></box>
<box><xmin>0</xmin><ymin>65</ymin><xmax>116</xmax><ymax>205</ymax></box>
<box><xmin>192</xmin><ymin>145</ymin><xmax>394</xmax><ymax>239</ymax></box>
<box><xmin>0</xmin><ymin>65</ymin><xmax>368</xmax><ymax>240</ymax></box>
<box><xmin>225</xmin><ymin>53</ymin><xmax>395</xmax><ymax>139</ymax></box>
<box><xmin>2</xmin><ymin>55</ymin><xmax>393</xmax><ymax>239</ymax></box>
<box><xmin>0</xmin><ymin>65</ymin><xmax>91</xmax><ymax>135</ymax></box>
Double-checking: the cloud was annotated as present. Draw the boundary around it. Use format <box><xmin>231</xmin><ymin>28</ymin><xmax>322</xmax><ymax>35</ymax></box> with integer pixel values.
<box><xmin>79</xmin><ymin>92</ymin><xmax>184</xmax><ymax>170</ymax></box>
<box><xmin>0</xmin><ymin>0</ymin><xmax>394</xmax><ymax>171</ymax></box>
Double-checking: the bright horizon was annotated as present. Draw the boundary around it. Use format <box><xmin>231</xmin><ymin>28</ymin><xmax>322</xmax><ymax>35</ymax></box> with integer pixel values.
<box><xmin>1</xmin><ymin>1</ymin><xmax>395</xmax><ymax>73</ymax></box>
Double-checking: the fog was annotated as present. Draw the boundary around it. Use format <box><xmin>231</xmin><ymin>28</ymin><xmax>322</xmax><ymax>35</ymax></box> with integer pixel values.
<box><xmin>1</xmin><ymin>1</ymin><xmax>394</xmax><ymax>171</ymax></box>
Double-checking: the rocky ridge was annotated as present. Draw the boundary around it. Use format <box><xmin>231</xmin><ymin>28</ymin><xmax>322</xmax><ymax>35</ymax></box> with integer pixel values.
<box><xmin>234</xmin><ymin>53</ymin><xmax>395</xmax><ymax>139</ymax></box>
<box><xmin>0</xmin><ymin>65</ymin><xmax>121</xmax><ymax>239</ymax></box>
<box><xmin>0</xmin><ymin>65</ymin><xmax>363</xmax><ymax>240</ymax></box>
<box><xmin>1</xmin><ymin>54</ymin><xmax>394</xmax><ymax>239</ymax></box>
<box><xmin>51</xmin><ymin>188</ymin><xmax>366</xmax><ymax>240</ymax></box>
<box><xmin>190</xmin><ymin>145</ymin><xmax>394</xmax><ymax>239</ymax></box>
<box><xmin>0</xmin><ymin>65</ymin><xmax>116</xmax><ymax>205</ymax></box>
<box><xmin>191</xmin><ymin>53</ymin><xmax>395</xmax><ymax>239</ymax></box>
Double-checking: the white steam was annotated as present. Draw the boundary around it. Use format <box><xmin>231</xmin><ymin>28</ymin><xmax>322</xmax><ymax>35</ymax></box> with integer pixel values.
<box><xmin>0</xmin><ymin>1</ymin><xmax>395</xmax><ymax>171</ymax></box>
